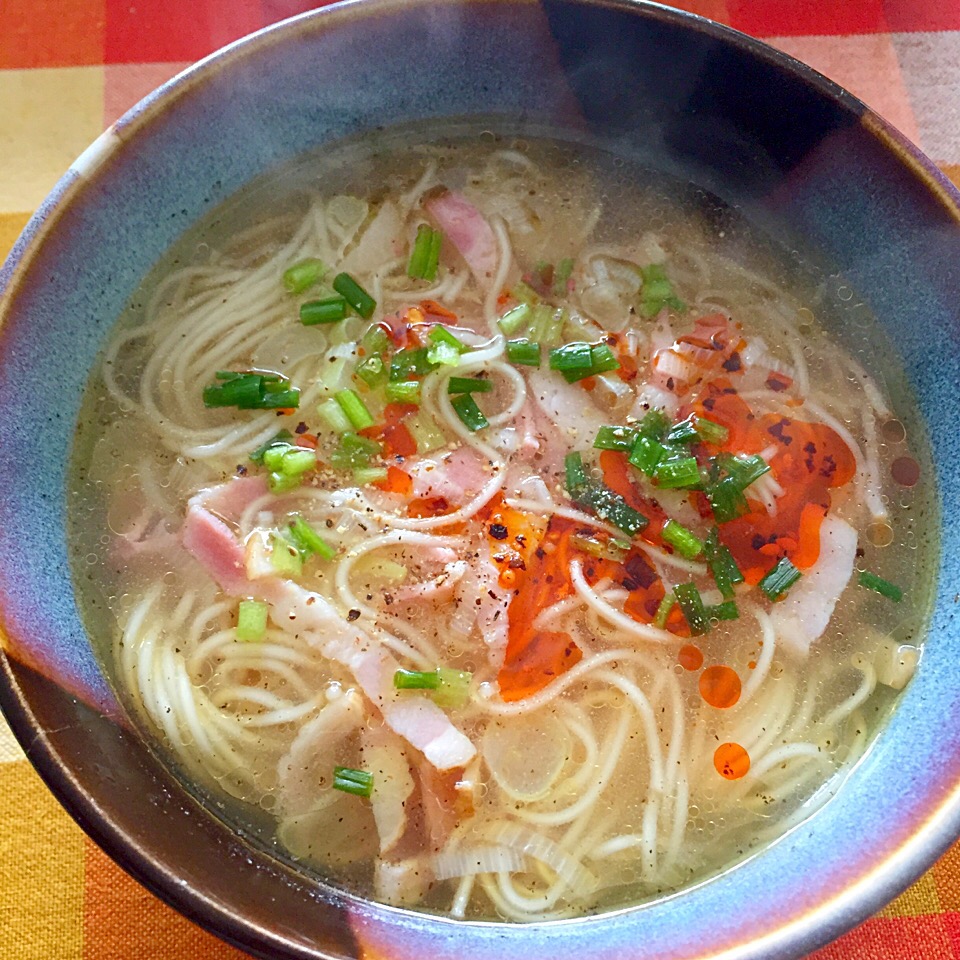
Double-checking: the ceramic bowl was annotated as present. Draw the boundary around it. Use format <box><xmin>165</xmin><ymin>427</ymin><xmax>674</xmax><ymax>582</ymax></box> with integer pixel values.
<box><xmin>1</xmin><ymin>1</ymin><xmax>959</xmax><ymax>957</ymax></box>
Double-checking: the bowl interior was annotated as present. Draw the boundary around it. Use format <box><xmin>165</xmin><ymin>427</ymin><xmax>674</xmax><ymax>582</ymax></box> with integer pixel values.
<box><xmin>1</xmin><ymin>1</ymin><xmax>960</xmax><ymax>958</ymax></box>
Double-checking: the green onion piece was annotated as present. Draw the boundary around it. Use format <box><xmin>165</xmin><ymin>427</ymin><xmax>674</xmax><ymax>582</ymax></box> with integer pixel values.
<box><xmin>385</xmin><ymin>380</ymin><xmax>421</xmax><ymax>405</ymax></box>
<box><xmin>661</xmin><ymin>519</ymin><xmax>704</xmax><ymax>559</ymax></box>
<box><xmin>594</xmin><ymin>425</ymin><xmax>638</xmax><ymax>452</ymax></box>
<box><xmin>498</xmin><ymin>303</ymin><xmax>531</xmax><ymax>336</ymax></box>
<box><xmin>505</xmin><ymin>338</ymin><xmax>541</xmax><ymax>367</ymax></box>
<box><xmin>653</xmin><ymin>594</ymin><xmax>676</xmax><ymax>630</ymax></box>
<box><xmin>549</xmin><ymin>341</ymin><xmax>593</xmax><ymax>374</ymax></box>
<box><xmin>249</xmin><ymin>430</ymin><xmax>293</xmax><ymax>464</ymax></box>
<box><xmin>203</xmin><ymin>372</ymin><xmax>300</xmax><ymax>410</ymax></box>
<box><xmin>553</xmin><ymin>257</ymin><xmax>574</xmax><ymax>296</ymax></box>
<box><xmin>703</xmin><ymin>528</ymin><xmax>744</xmax><ymax>600</ymax></box>
<box><xmin>282</xmin><ymin>258</ymin><xmax>327</xmax><ymax>294</ymax></box>
<box><xmin>653</xmin><ymin>455</ymin><xmax>701</xmax><ymax>489</ymax></box>
<box><xmin>858</xmin><ymin>571</ymin><xmax>903</xmax><ymax>602</ymax></box>
<box><xmin>706</xmin><ymin>600</ymin><xmax>740</xmax><ymax>622</ymax></box>
<box><xmin>331</xmin><ymin>433</ymin><xmax>381</xmax><ymax>470</ymax></box>
<box><xmin>333</xmin><ymin>766</ymin><xmax>373</xmax><ymax>798</ymax></box>
<box><xmin>433</xmin><ymin>668</ymin><xmax>472</xmax><ymax>709</ymax></box>
<box><xmin>262</xmin><ymin>444</ymin><xmax>289</xmax><ymax>470</ymax></box>
<box><xmin>394</xmin><ymin>668</ymin><xmax>441</xmax><ymax>690</ymax></box>
<box><xmin>355</xmin><ymin>355</ymin><xmax>387</xmax><ymax>388</ymax></box>
<box><xmin>562</xmin><ymin>343</ymin><xmax>620</xmax><ymax>383</ymax></box>
<box><xmin>317</xmin><ymin>397</ymin><xmax>353</xmax><ymax>435</ymax></box>
<box><xmin>288</xmin><ymin>515</ymin><xmax>336</xmax><ymax>561</ymax></box>
<box><xmin>408</xmin><ymin>224</ymin><xmax>443</xmax><ymax>280</ymax></box>
<box><xmin>361</xmin><ymin>323</ymin><xmax>390</xmax><ymax>357</ymax></box>
<box><xmin>258</xmin><ymin>388</ymin><xmax>301</xmax><ymax>409</ymax></box>
<box><xmin>450</xmin><ymin>393</ymin><xmax>488</xmax><ymax>432</ymax></box>
<box><xmin>529</xmin><ymin>304</ymin><xmax>565</xmax><ymax>346</ymax></box>
<box><xmin>427</xmin><ymin>339</ymin><xmax>462</xmax><ymax>367</ymax></box>
<box><xmin>334</xmin><ymin>388</ymin><xmax>375</xmax><ymax>431</ymax></box>
<box><xmin>759</xmin><ymin>557</ymin><xmax>802</xmax><ymax>601</ymax></box>
<box><xmin>570</xmin><ymin>534</ymin><xmax>629</xmax><ymax>563</ymax></box>
<box><xmin>448</xmin><ymin>376</ymin><xmax>493</xmax><ymax>395</ymax></box>
<box><xmin>694</xmin><ymin>416</ymin><xmax>729</xmax><ymax>445</ymax></box>
<box><xmin>639</xmin><ymin>263</ymin><xmax>685</xmax><ymax>318</ymax></box>
<box><xmin>332</xmin><ymin>272</ymin><xmax>376</xmax><ymax>319</ymax></box>
<box><xmin>674</xmin><ymin>582</ymin><xmax>709</xmax><ymax>636</ymax></box>
<box><xmin>512</xmin><ymin>280</ymin><xmax>540</xmax><ymax>306</ymax></box>
<box><xmin>638</xmin><ymin>410</ymin><xmax>670</xmax><ymax>442</ymax></box>
<box><xmin>628</xmin><ymin>434</ymin><xmax>669</xmax><ymax>476</ymax></box>
<box><xmin>353</xmin><ymin>466</ymin><xmax>388</xmax><ymax>485</ymax></box>
<box><xmin>573</xmin><ymin>482</ymin><xmax>649</xmax><ymax>536</ymax></box>
<box><xmin>720</xmin><ymin>453</ymin><xmax>770</xmax><ymax>490</ymax></box>
<box><xmin>269</xmin><ymin>533</ymin><xmax>304</xmax><ymax>577</ymax></box>
<box><xmin>564</xmin><ymin>452</ymin><xmax>587</xmax><ymax>492</ymax></box>
<box><xmin>236</xmin><ymin>600</ymin><xmax>269</xmax><ymax>642</ymax></box>
<box><xmin>390</xmin><ymin>346</ymin><xmax>435</xmax><ymax>381</ymax></box>
<box><xmin>428</xmin><ymin>325</ymin><xmax>467</xmax><ymax>353</ymax></box>
<box><xmin>268</xmin><ymin>471</ymin><xmax>303</xmax><ymax>493</ymax></box>
<box><xmin>407</xmin><ymin>411</ymin><xmax>446</xmax><ymax>453</ymax></box>
<box><xmin>705</xmin><ymin>476</ymin><xmax>749</xmax><ymax>524</ymax></box>
<box><xmin>665</xmin><ymin>416</ymin><xmax>699</xmax><ymax>446</ymax></box>
<box><xmin>300</xmin><ymin>297</ymin><xmax>348</xmax><ymax>325</ymax></box>
<box><xmin>280</xmin><ymin>447</ymin><xmax>316</xmax><ymax>477</ymax></box>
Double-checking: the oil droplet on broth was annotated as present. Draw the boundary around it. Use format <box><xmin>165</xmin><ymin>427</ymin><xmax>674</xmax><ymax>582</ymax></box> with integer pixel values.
<box><xmin>678</xmin><ymin>644</ymin><xmax>704</xmax><ymax>671</ymax></box>
<box><xmin>699</xmin><ymin>665</ymin><xmax>742</xmax><ymax>708</ymax></box>
<box><xmin>714</xmin><ymin>742</ymin><xmax>750</xmax><ymax>780</ymax></box>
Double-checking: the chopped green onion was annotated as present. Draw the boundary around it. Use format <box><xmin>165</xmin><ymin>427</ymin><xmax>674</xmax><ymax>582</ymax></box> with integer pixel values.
<box><xmin>720</xmin><ymin>453</ymin><xmax>770</xmax><ymax>490</ymax></box>
<box><xmin>594</xmin><ymin>425</ymin><xmax>638</xmax><ymax>452</ymax></box>
<box><xmin>203</xmin><ymin>372</ymin><xmax>300</xmax><ymax>411</ymax></box>
<box><xmin>361</xmin><ymin>323</ymin><xmax>390</xmax><ymax>357</ymax></box>
<box><xmin>706</xmin><ymin>600</ymin><xmax>739</xmax><ymax>622</ymax></box>
<box><xmin>331</xmin><ymin>433</ymin><xmax>381</xmax><ymax>470</ymax></box>
<box><xmin>428</xmin><ymin>325</ymin><xmax>467</xmax><ymax>352</ymax></box>
<box><xmin>354</xmin><ymin>355</ymin><xmax>387</xmax><ymax>388</ymax></box>
<box><xmin>270</xmin><ymin>533</ymin><xmax>303</xmax><ymax>577</ymax></box>
<box><xmin>288</xmin><ymin>515</ymin><xmax>336</xmax><ymax>561</ymax></box>
<box><xmin>393</xmin><ymin>667</ymin><xmax>472</xmax><ymax>709</ymax></box>
<box><xmin>332</xmin><ymin>272</ymin><xmax>376</xmax><ymax>319</ymax></box>
<box><xmin>498</xmin><ymin>303</ymin><xmax>531</xmax><ymax>336</ymax></box>
<box><xmin>334</xmin><ymin>388</ymin><xmax>375</xmax><ymax>431</ymax></box>
<box><xmin>549</xmin><ymin>341</ymin><xmax>621</xmax><ymax>383</ymax></box>
<box><xmin>694</xmin><ymin>416</ymin><xmax>729</xmax><ymax>445</ymax></box>
<box><xmin>674</xmin><ymin>582</ymin><xmax>709</xmax><ymax>635</ymax></box>
<box><xmin>665</xmin><ymin>416</ymin><xmax>700</xmax><ymax>446</ymax></box>
<box><xmin>505</xmin><ymin>338</ymin><xmax>541</xmax><ymax>367</ymax></box>
<box><xmin>317</xmin><ymin>397</ymin><xmax>353</xmax><ymax>435</ymax></box>
<box><xmin>858</xmin><ymin>571</ymin><xmax>903</xmax><ymax>602</ymax></box>
<box><xmin>394</xmin><ymin>668</ymin><xmax>440</xmax><ymax>690</ymax></box>
<box><xmin>407</xmin><ymin>224</ymin><xmax>443</xmax><ymax>281</ymax></box>
<box><xmin>705</xmin><ymin>476</ymin><xmax>749</xmax><ymax>524</ymax></box>
<box><xmin>653</xmin><ymin>454</ymin><xmax>701</xmax><ymax>489</ymax></box>
<box><xmin>529</xmin><ymin>304</ymin><xmax>565</xmax><ymax>346</ymax></box>
<box><xmin>637</xmin><ymin>409</ymin><xmax>670</xmax><ymax>442</ymax></box>
<box><xmin>759</xmin><ymin>557</ymin><xmax>802</xmax><ymax>601</ymax></box>
<box><xmin>553</xmin><ymin>257</ymin><xmax>574</xmax><ymax>296</ymax></box>
<box><xmin>278</xmin><ymin>447</ymin><xmax>316</xmax><ymax>477</ymax></box>
<box><xmin>249</xmin><ymin>429</ymin><xmax>293</xmax><ymax>464</ymax></box>
<box><xmin>282</xmin><ymin>258</ymin><xmax>327</xmax><ymax>294</ymax></box>
<box><xmin>448</xmin><ymin>376</ymin><xmax>493</xmax><ymax>395</ymax></box>
<box><xmin>385</xmin><ymin>380</ymin><xmax>421</xmax><ymax>405</ymax></box>
<box><xmin>639</xmin><ymin>263</ymin><xmax>685</xmax><ymax>318</ymax></box>
<box><xmin>629</xmin><ymin>434</ymin><xmax>669</xmax><ymax>476</ymax></box>
<box><xmin>333</xmin><ymin>766</ymin><xmax>373</xmax><ymax>798</ymax></box>
<box><xmin>353</xmin><ymin>466</ymin><xmax>389</xmax><ymax>485</ymax></box>
<box><xmin>704</xmin><ymin>528</ymin><xmax>744</xmax><ymax>600</ymax></box>
<box><xmin>661</xmin><ymin>519</ymin><xmax>704</xmax><ymax>559</ymax></box>
<box><xmin>426</xmin><ymin>339</ymin><xmax>462</xmax><ymax>367</ymax></box>
<box><xmin>512</xmin><ymin>280</ymin><xmax>540</xmax><ymax>306</ymax></box>
<box><xmin>450</xmin><ymin>393</ymin><xmax>488</xmax><ymax>432</ymax></box>
<box><xmin>653</xmin><ymin>594</ymin><xmax>676</xmax><ymax>630</ymax></box>
<box><xmin>572</xmin><ymin>482</ymin><xmax>649</xmax><ymax>536</ymax></box>
<box><xmin>300</xmin><ymin>296</ymin><xmax>348</xmax><ymax>325</ymax></box>
<box><xmin>236</xmin><ymin>600</ymin><xmax>269</xmax><ymax>642</ymax></box>
<box><xmin>564</xmin><ymin>452</ymin><xmax>588</xmax><ymax>492</ymax></box>
<box><xmin>390</xmin><ymin>346</ymin><xmax>435</xmax><ymax>381</ymax></box>
<box><xmin>268</xmin><ymin>471</ymin><xmax>302</xmax><ymax>493</ymax></box>
<box><xmin>406</xmin><ymin>411</ymin><xmax>446</xmax><ymax>452</ymax></box>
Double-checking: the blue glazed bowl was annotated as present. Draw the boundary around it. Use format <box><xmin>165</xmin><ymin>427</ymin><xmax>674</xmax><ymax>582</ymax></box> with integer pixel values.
<box><xmin>1</xmin><ymin>1</ymin><xmax>959</xmax><ymax>957</ymax></box>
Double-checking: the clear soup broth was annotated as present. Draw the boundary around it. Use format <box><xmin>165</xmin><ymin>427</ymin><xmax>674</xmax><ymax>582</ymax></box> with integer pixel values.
<box><xmin>69</xmin><ymin>128</ymin><xmax>937</xmax><ymax>920</ymax></box>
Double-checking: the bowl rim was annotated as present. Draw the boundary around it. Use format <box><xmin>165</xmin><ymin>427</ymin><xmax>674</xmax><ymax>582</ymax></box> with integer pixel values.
<box><xmin>2</xmin><ymin>1</ymin><xmax>960</xmax><ymax>958</ymax></box>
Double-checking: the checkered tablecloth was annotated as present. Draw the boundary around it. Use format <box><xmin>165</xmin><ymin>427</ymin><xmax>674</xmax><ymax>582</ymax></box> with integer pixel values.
<box><xmin>2</xmin><ymin>1</ymin><xmax>959</xmax><ymax>957</ymax></box>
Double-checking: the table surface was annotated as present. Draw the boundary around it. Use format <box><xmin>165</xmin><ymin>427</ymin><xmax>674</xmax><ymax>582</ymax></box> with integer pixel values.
<box><xmin>2</xmin><ymin>1</ymin><xmax>960</xmax><ymax>957</ymax></box>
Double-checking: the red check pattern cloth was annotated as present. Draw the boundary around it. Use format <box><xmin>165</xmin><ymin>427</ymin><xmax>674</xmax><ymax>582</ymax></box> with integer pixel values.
<box><xmin>1</xmin><ymin>1</ymin><xmax>959</xmax><ymax>957</ymax></box>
